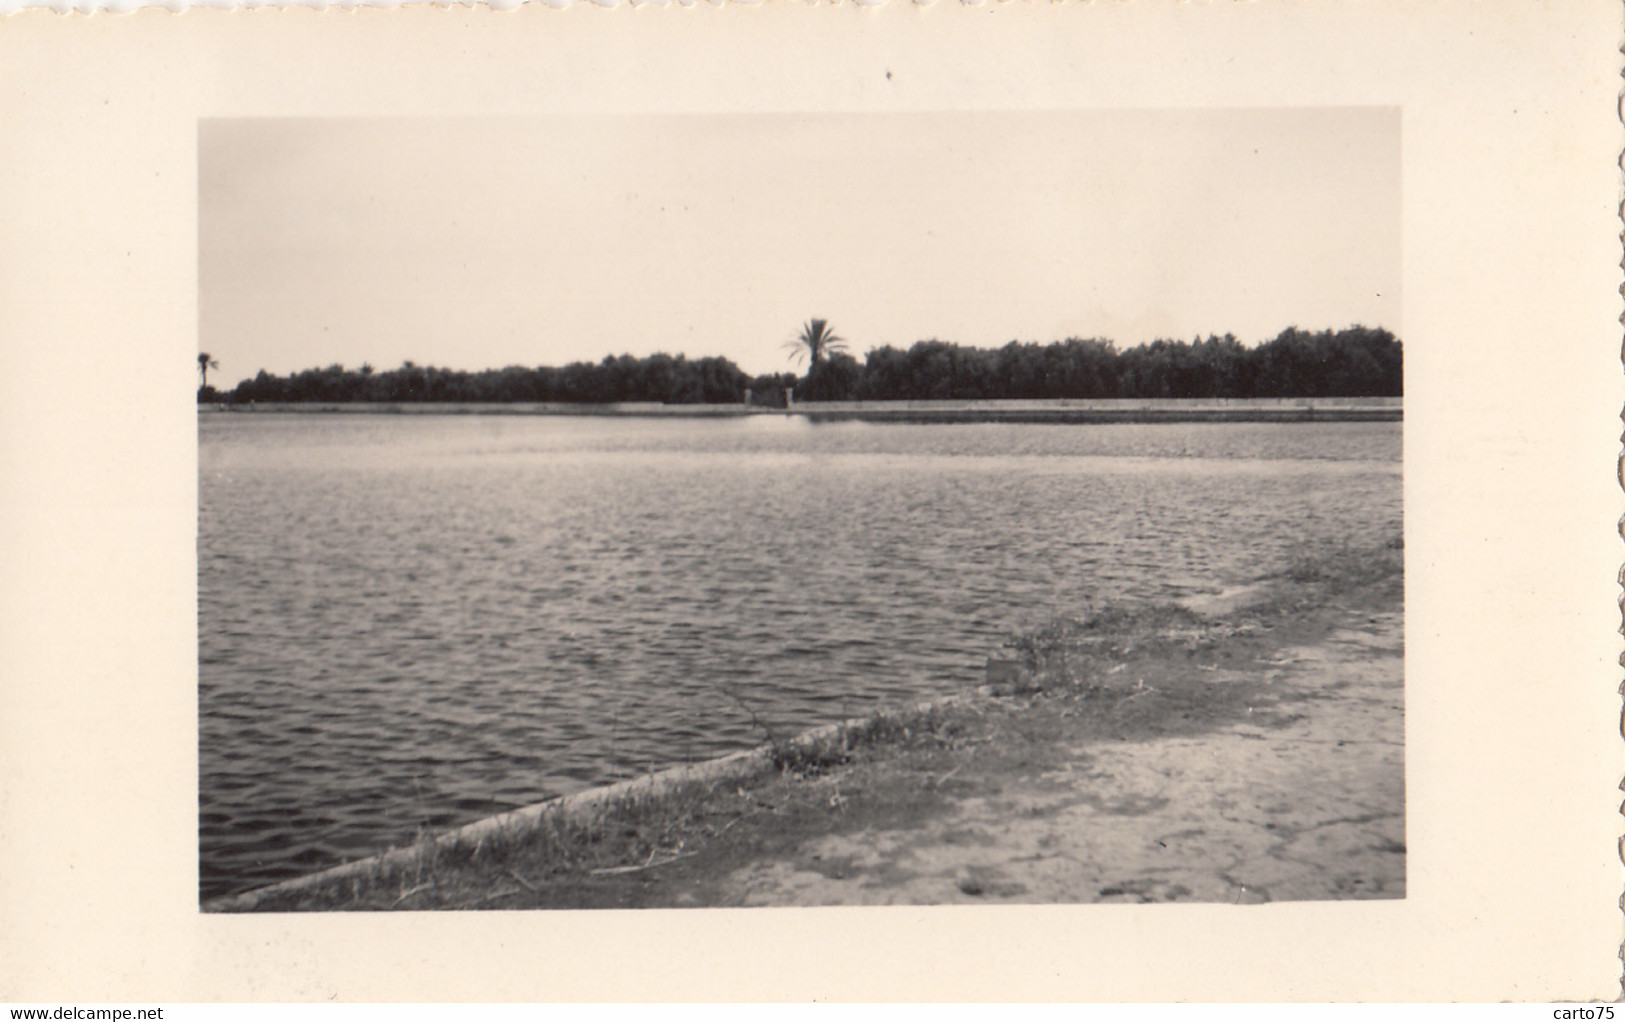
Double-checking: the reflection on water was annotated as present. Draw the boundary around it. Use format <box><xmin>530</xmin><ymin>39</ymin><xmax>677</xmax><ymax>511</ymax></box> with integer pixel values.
<box><xmin>198</xmin><ymin>414</ymin><xmax>1400</xmax><ymax>898</ymax></box>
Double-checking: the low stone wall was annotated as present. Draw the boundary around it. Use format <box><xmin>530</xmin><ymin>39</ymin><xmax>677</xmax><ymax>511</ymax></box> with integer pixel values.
<box><xmin>790</xmin><ymin>397</ymin><xmax>1400</xmax><ymax>423</ymax></box>
<box><xmin>201</xmin><ymin>398</ymin><xmax>1401</xmax><ymax>422</ymax></box>
<box><xmin>200</xmin><ymin>402</ymin><xmax>755</xmax><ymax>417</ymax></box>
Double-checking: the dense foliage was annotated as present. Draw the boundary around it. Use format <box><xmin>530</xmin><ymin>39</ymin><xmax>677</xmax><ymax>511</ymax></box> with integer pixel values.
<box><xmin>841</xmin><ymin>327</ymin><xmax>1401</xmax><ymax>401</ymax></box>
<box><xmin>220</xmin><ymin>353</ymin><xmax>751</xmax><ymax>406</ymax></box>
<box><xmin>206</xmin><ymin>327</ymin><xmax>1400</xmax><ymax>405</ymax></box>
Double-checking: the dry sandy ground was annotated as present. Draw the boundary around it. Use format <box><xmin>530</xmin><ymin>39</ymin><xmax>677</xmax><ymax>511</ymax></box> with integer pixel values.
<box><xmin>718</xmin><ymin>608</ymin><xmax>1404</xmax><ymax>906</ymax></box>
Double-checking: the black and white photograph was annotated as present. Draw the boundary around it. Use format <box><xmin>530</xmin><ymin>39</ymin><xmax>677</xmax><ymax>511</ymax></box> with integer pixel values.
<box><xmin>197</xmin><ymin>110</ymin><xmax>1404</xmax><ymax>912</ymax></box>
<box><xmin>1</xmin><ymin>0</ymin><xmax>1619</xmax><ymax>1004</ymax></box>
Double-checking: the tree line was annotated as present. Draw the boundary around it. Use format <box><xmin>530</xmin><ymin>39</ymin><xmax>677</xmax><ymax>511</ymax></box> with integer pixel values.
<box><xmin>798</xmin><ymin>326</ymin><xmax>1401</xmax><ymax>402</ymax></box>
<box><xmin>204</xmin><ymin>353</ymin><xmax>752</xmax><ymax>406</ymax></box>
<box><xmin>199</xmin><ymin>325</ymin><xmax>1400</xmax><ymax>406</ymax></box>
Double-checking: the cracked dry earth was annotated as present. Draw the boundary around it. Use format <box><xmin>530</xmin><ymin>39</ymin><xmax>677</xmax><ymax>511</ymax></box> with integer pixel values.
<box><xmin>721</xmin><ymin>609</ymin><xmax>1404</xmax><ymax>906</ymax></box>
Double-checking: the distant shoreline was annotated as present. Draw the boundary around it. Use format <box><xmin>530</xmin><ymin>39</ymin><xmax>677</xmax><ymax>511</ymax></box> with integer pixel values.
<box><xmin>200</xmin><ymin>397</ymin><xmax>1401</xmax><ymax>424</ymax></box>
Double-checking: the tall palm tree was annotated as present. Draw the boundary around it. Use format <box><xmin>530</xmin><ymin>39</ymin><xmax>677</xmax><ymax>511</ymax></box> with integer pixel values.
<box><xmin>198</xmin><ymin>352</ymin><xmax>219</xmax><ymax>388</ymax></box>
<box><xmin>783</xmin><ymin>318</ymin><xmax>848</xmax><ymax>368</ymax></box>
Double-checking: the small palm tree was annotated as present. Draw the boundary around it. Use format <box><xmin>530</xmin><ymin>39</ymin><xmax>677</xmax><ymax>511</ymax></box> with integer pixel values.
<box><xmin>198</xmin><ymin>352</ymin><xmax>219</xmax><ymax>388</ymax></box>
<box><xmin>783</xmin><ymin>318</ymin><xmax>847</xmax><ymax>368</ymax></box>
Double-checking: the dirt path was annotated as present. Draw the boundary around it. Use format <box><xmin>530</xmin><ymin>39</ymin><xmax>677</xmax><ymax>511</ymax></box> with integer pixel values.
<box><xmin>718</xmin><ymin>606</ymin><xmax>1404</xmax><ymax>906</ymax></box>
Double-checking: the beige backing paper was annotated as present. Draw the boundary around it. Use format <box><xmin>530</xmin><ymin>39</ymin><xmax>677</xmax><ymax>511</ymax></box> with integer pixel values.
<box><xmin>0</xmin><ymin>0</ymin><xmax>1620</xmax><ymax>1002</ymax></box>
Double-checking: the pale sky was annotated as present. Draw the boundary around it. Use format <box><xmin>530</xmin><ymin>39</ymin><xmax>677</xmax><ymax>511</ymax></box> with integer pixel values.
<box><xmin>199</xmin><ymin>110</ymin><xmax>1400</xmax><ymax>384</ymax></box>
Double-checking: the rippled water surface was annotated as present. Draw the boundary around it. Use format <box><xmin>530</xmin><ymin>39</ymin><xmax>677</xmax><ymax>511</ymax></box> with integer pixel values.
<box><xmin>198</xmin><ymin>414</ymin><xmax>1401</xmax><ymax>898</ymax></box>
